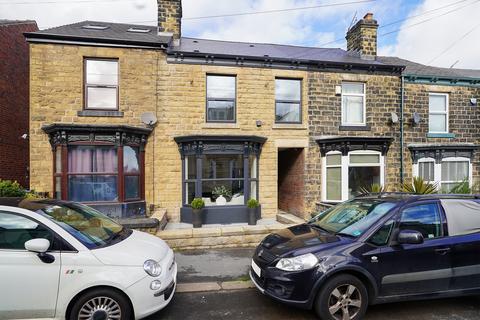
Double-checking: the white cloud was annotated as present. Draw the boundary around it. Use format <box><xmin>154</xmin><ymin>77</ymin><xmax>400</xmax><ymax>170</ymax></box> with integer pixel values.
<box><xmin>385</xmin><ymin>0</ymin><xmax>480</xmax><ymax>69</ymax></box>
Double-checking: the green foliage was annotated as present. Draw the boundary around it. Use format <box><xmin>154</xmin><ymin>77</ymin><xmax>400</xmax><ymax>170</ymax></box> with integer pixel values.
<box><xmin>402</xmin><ymin>177</ymin><xmax>438</xmax><ymax>194</ymax></box>
<box><xmin>447</xmin><ymin>179</ymin><xmax>472</xmax><ymax>194</ymax></box>
<box><xmin>212</xmin><ymin>185</ymin><xmax>232</xmax><ymax>198</ymax></box>
<box><xmin>247</xmin><ymin>198</ymin><xmax>260</xmax><ymax>208</ymax></box>
<box><xmin>359</xmin><ymin>183</ymin><xmax>385</xmax><ymax>195</ymax></box>
<box><xmin>191</xmin><ymin>198</ymin><xmax>205</xmax><ymax>210</ymax></box>
<box><xmin>24</xmin><ymin>190</ymin><xmax>46</xmax><ymax>200</ymax></box>
<box><xmin>0</xmin><ymin>180</ymin><xmax>26</xmax><ymax>197</ymax></box>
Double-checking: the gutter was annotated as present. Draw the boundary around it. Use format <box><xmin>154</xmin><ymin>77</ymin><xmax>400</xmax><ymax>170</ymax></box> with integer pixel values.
<box><xmin>400</xmin><ymin>75</ymin><xmax>405</xmax><ymax>184</ymax></box>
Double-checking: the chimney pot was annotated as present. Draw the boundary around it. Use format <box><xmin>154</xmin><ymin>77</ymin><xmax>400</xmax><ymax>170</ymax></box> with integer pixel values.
<box><xmin>363</xmin><ymin>13</ymin><xmax>373</xmax><ymax>21</ymax></box>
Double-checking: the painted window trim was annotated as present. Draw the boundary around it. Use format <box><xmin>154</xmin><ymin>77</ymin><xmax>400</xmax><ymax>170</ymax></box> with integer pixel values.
<box><xmin>413</xmin><ymin>156</ymin><xmax>472</xmax><ymax>190</ymax></box>
<box><xmin>274</xmin><ymin>78</ymin><xmax>303</xmax><ymax>124</ymax></box>
<box><xmin>83</xmin><ymin>58</ymin><xmax>120</xmax><ymax>111</ymax></box>
<box><xmin>428</xmin><ymin>92</ymin><xmax>449</xmax><ymax>134</ymax></box>
<box><xmin>205</xmin><ymin>74</ymin><xmax>237</xmax><ymax>123</ymax></box>
<box><xmin>341</xmin><ymin>82</ymin><xmax>366</xmax><ymax>126</ymax></box>
<box><xmin>322</xmin><ymin>150</ymin><xmax>384</xmax><ymax>203</ymax></box>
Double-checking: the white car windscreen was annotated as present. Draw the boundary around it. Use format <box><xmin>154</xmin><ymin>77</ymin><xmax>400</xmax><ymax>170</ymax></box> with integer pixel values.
<box><xmin>440</xmin><ymin>199</ymin><xmax>480</xmax><ymax>236</ymax></box>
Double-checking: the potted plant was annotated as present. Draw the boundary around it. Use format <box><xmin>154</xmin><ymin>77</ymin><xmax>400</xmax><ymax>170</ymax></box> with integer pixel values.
<box><xmin>212</xmin><ymin>185</ymin><xmax>232</xmax><ymax>205</ymax></box>
<box><xmin>190</xmin><ymin>198</ymin><xmax>205</xmax><ymax>228</ymax></box>
<box><xmin>247</xmin><ymin>198</ymin><xmax>260</xmax><ymax>225</ymax></box>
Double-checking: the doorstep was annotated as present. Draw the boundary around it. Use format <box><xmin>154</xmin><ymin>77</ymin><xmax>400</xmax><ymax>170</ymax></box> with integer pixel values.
<box><xmin>157</xmin><ymin>218</ymin><xmax>294</xmax><ymax>250</ymax></box>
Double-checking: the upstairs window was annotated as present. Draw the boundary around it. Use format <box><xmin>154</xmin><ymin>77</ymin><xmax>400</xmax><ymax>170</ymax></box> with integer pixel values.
<box><xmin>429</xmin><ymin>93</ymin><xmax>449</xmax><ymax>133</ymax></box>
<box><xmin>341</xmin><ymin>82</ymin><xmax>366</xmax><ymax>126</ymax></box>
<box><xmin>206</xmin><ymin>75</ymin><xmax>236</xmax><ymax>122</ymax></box>
<box><xmin>275</xmin><ymin>78</ymin><xmax>302</xmax><ymax>123</ymax></box>
<box><xmin>84</xmin><ymin>59</ymin><xmax>119</xmax><ymax>110</ymax></box>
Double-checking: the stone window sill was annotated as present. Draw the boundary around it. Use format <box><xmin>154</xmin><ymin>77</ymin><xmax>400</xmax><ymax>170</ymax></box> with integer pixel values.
<box><xmin>427</xmin><ymin>133</ymin><xmax>456</xmax><ymax>138</ymax></box>
<box><xmin>202</xmin><ymin>123</ymin><xmax>240</xmax><ymax>129</ymax></box>
<box><xmin>272</xmin><ymin>123</ymin><xmax>307</xmax><ymax>130</ymax></box>
<box><xmin>78</xmin><ymin>110</ymin><xmax>124</xmax><ymax>117</ymax></box>
<box><xmin>339</xmin><ymin>125</ymin><xmax>371</xmax><ymax>131</ymax></box>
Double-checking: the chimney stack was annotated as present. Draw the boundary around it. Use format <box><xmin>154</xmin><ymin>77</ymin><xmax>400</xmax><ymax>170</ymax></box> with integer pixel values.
<box><xmin>157</xmin><ymin>0</ymin><xmax>182</xmax><ymax>44</ymax></box>
<box><xmin>346</xmin><ymin>13</ymin><xmax>378</xmax><ymax>59</ymax></box>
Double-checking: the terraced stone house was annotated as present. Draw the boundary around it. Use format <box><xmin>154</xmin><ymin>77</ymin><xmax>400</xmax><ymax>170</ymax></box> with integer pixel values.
<box><xmin>25</xmin><ymin>0</ymin><xmax>480</xmax><ymax>225</ymax></box>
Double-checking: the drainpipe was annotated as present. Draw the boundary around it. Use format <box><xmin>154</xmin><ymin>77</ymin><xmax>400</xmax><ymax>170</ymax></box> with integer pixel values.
<box><xmin>400</xmin><ymin>75</ymin><xmax>405</xmax><ymax>184</ymax></box>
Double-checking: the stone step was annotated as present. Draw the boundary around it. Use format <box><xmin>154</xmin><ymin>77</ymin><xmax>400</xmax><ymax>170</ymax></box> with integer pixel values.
<box><xmin>276</xmin><ymin>211</ymin><xmax>306</xmax><ymax>225</ymax></box>
<box><xmin>156</xmin><ymin>223</ymin><xmax>293</xmax><ymax>250</ymax></box>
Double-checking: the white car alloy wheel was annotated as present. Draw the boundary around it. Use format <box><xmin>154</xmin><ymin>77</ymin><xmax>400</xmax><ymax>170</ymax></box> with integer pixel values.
<box><xmin>78</xmin><ymin>296</ymin><xmax>121</xmax><ymax>320</ymax></box>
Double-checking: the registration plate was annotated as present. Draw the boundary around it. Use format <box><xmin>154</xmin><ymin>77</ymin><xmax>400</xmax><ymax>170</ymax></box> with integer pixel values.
<box><xmin>251</xmin><ymin>260</ymin><xmax>261</xmax><ymax>278</ymax></box>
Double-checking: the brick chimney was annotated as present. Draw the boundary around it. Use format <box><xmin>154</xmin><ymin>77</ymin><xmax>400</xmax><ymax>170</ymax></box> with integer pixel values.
<box><xmin>346</xmin><ymin>13</ymin><xmax>378</xmax><ymax>59</ymax></box>
<box><xmin>157</xmin><ymin>0</ymin><xmax>182</xmax><ymax>43</ymax></box>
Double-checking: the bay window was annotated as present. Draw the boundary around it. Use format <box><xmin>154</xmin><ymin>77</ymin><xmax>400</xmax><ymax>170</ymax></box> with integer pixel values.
<box><xmin>415</xmin><ymin>157</ymin><xmax>471</xmax><ymax>192</ymax></box>
<box><xmin>318</xmin><ymin>137</ymin><xmax>392</xmax><ymax>203</ymax></box>
<box><xmin>176</xmin><ymin>135</ymin><xmax>265</xmax><ymax>213</ymax></box>
<box><xmin>44</xmin><ymin>124</ymin><xmax>150</xmax><ymax>212</ymax></box>
<box><xmin>323</xmin><ymin>151</ymin><xmax>384</xmax><ymax>202</ymax></box>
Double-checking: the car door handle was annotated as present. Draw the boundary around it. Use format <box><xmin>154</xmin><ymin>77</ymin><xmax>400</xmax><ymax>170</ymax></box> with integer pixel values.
<box><xmin>434</xmin><ymin>248</ymin><xmax>451</xmax><ymax>255</ymax></box>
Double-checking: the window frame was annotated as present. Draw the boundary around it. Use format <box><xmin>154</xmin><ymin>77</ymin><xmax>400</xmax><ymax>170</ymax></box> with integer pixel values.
<box><xmin>274</xmin><ymin>77</ymin><xmax>302</xmax><ymax>124</ymax></box>
<box><xmin>324</xmin><ymin>151</ymin><xmax>343</xmax><ymax>202</ymax></box>
<box><xmin>53</xmin><ymin>142</ymin><xmax>144</xmax><ymax>204</ymax></box>
<box><xmin>322</xmin><ymin>150</ymin><xmax>384</xmax><ymax>203</ymax></box>
<box><xmin>205</xmin><ymin>74</ymin><xmax>237</xmax><ymax>123</ymax></box>
<box><xmin>413</xmin><ymin>156</ymin><xmax>471</xmax><ymax>191</ymax></box>
<box><xmin>83</xmin><ymin>57</ymin><xmax>119</xmax><ymax>111</ymax></box>
<box><xmin>428</xmin><ymin>92</ymin><xmax>449</xmax><ymax>134</ymax></box>
<box><xmin>341</xmin><ymin>82</ymin><xmax>366</xmax><ymax>126</ymax></box>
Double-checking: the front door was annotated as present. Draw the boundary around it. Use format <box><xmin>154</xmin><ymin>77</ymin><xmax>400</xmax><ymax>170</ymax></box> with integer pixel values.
<box><xmin>375</xmin><ymin>202</ymin><xmax>452</xmax><ymax>297</ymax></box>
<box><xmin>0</xmin><ymin>211</ymin><xmax>61</xmax><ymax>319</ymax></box>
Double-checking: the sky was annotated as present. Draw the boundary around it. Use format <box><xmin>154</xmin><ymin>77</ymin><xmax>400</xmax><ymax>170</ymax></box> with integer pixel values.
<box><xmin>1</xmin><ymin>0</ymin><xmax>479</xmax><ymax>69</ymax></box>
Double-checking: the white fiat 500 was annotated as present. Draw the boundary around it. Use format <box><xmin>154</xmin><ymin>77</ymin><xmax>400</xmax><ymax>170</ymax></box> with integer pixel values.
<box><xmin>0</xmin><ymin>198</ymin><xmax>177</xmax><ymax>320</ymax></box>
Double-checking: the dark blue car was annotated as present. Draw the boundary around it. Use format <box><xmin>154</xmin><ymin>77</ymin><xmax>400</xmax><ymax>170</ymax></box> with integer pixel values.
<box><xmin>250</xmin><ymin>194</ymin><xmax>480</xmax><ymax>320</ymax></box>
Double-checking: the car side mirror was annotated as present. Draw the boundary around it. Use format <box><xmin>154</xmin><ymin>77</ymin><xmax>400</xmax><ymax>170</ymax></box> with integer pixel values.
<box><xmin>25</xmin><ymin>239</ymin><xmax>55</xmax><ymax>264</ymax></box>
<box><xmin>25</xmin><ymin>238</ymin><xmax>50</xmax><ymax>253</ymax></box>
<box><xmin>397</xmin><ymin>230</ymin><xmax>424</xmax><ymax>245</ymax></box>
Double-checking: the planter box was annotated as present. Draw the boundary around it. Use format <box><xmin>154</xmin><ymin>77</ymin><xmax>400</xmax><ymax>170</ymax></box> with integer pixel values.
<box><xmin>180</xmin><ymin>205</ymin><xmax>261</xmax><ymax>224</ymax></box>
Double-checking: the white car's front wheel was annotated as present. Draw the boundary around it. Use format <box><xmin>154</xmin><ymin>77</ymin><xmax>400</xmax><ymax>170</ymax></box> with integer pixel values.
<box><xmin>69</xmin><ymin>288</ymin><xmax>132</xmax><ymax>320</ymax></box>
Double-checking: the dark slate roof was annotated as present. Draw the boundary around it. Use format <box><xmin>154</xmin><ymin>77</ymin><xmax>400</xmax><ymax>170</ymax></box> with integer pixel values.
<box><xmin>25</xmin><ymin>20</ymin><xmax>170</xmax><ymax>48</ymax></box>
<box><xmin>171</xmin><ymin>37</ymin><xmax>399</xmax><ymax>67</ymax></box>
<box><xmin>378</xmin><ymin>56</ymin><xmax>480</xmax><ymax>80</ymax></box>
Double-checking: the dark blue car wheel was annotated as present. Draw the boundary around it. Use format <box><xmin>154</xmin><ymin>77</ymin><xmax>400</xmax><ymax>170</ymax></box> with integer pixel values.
<box><xmin>314</xmin><ymin>274</ymin><xmax>368</xmax><ymax>320</ymax></box>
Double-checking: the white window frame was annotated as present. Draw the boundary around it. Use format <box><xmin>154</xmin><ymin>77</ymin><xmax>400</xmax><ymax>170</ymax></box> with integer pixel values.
<box><xmin>322</xmin><ymin>150</ymin><xmax>384</xmax><ymax>203</ymax></box>
<box><xmin>341</xmin><ymin>82</ymin><xmax>366</xmax><ymax>126</ymax></box>
<box><xmin>428</xmin><ymin>93</ymin><xmax>449</xmax><ymax>134</ymax></box>
<box><xmin>413</xmin><ymin>157</ymin><xmax>437</xmax><ymax>183</ymax></box>
<box><xmin>413</xmin><ymin>156</ymin><xmax>471</xmax><ymax>191</ymax></box>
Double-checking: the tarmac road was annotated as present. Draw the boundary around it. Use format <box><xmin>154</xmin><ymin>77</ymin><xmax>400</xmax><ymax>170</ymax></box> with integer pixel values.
<box><xmin>147</xmin><ymin>288</ymin><xmax>480</xmax><ymax>320</ymax></box>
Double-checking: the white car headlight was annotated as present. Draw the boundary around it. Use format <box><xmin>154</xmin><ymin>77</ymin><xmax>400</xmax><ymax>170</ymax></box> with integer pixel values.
<box><xmin>275</xmin><ymin>253</ymin><xmax>319</xmax><ymax>272</ymax></box>
<box><xmin>144</xmin><ymin>259</ymin><xmax>162</xmax><ymax>277</ymax></box>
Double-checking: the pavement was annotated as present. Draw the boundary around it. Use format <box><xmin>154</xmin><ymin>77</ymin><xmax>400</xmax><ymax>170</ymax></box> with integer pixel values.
<box><xmin>176</xmin><ymin>247</ymin><xmax>254</xmax><ymax>283</ymax></box>
<box><xmin>146</xmin><ymin>288</ymin><xmax>480</xmax><ymax>320</ymax></box>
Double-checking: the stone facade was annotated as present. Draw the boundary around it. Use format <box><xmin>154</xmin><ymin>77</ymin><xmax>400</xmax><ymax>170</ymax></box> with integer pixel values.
<box><xmin>0</xmin><ymin>20</ymin><xmax>38</xmax><ymax>187</ymax></box>
<box><xmin>305</xmin><ymin>72</ymin><xmax>402</xmax><ymax>212</ymax></box>
<box><xmin>29</xmin><ymin>43</ymin><xmax>310</xmax><ymax>221</ymax></box>
<box><xmin>402</xmin><ymin>82</ymin><xmax>480</xmax><ymax>183</ymax></box>
<box><xmin>29</xmin><ymin>40</ymin><xmax>480</xmax><ymax>222</ymax></box>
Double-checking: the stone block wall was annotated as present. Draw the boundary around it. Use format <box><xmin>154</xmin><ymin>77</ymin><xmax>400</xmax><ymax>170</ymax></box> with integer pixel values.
<box><xmin>305</xmin><ymin>72</ymin><xmax>402</xmax><ymax>213</ymax></box>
